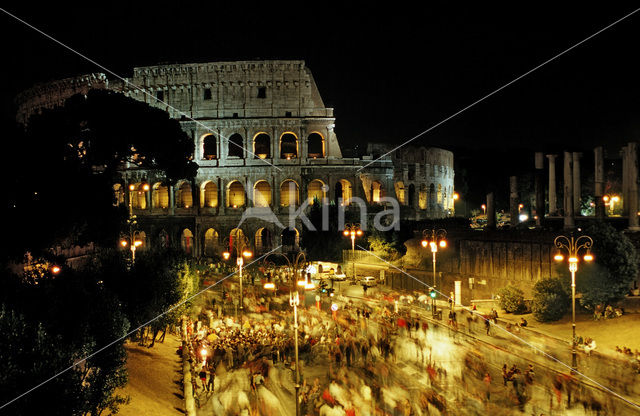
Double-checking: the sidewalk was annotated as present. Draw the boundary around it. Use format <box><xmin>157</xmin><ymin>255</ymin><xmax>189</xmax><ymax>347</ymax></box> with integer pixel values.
<box><xmin>475</xmin><ymin>307</ymin><xmax>640</xmax><ymax>355</ymax></box>
<box><xmin>118</xmin><ymin>334</ymin><xmax>184</xmax><ymax>416</ymax></box>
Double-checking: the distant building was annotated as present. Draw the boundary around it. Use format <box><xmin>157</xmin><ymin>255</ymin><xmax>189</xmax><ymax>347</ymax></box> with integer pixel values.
<box><xmin>16</xmin><ymin>60</ymin><xmax>454</xmax><ymax>257</ymax></box>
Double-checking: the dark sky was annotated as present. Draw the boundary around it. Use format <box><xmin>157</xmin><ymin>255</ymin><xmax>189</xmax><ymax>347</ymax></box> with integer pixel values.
<box><xmin>1</xmin><ymin>2</ymin><xmax>639</xmax><ymax>182</ymax></box>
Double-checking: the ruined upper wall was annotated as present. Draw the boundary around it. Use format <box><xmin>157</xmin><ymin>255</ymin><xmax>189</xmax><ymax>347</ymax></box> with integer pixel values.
<box><xmin>15</xmin><ymin>73</ymin><xmax>109</xmax><ymax>125</ymax></box>
<box><xmin>120</xmin><ymin>60</ymin><xmax>333</xmax><ymax>120</ymax></box>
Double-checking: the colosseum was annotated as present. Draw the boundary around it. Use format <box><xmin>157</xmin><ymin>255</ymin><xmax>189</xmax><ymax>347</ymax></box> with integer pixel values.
<box><xmin>16</xmin><ymin>60</ymin><xmax>455</xmax><ymax>257</ymax></box>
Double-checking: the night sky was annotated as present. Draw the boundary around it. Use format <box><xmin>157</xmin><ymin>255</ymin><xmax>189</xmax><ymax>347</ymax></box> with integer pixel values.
<box><xmin>1</xmin><ymin>3</ymin><xmax>639</xmax><ymax>195</ymax></box>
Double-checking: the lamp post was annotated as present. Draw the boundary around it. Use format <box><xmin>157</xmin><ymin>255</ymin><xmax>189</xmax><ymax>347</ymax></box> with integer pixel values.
<box><xmin>342</xmin><ymin>223</ymin><xmax>363</xmax><ymax>281</ymax></box>
<box><xmin>265</xmin><ymin>251</ymin><xmax>307</xmax><ymax>292</ymax></box>
<box><xmin>553</xmin><ymin>233</ymin><xmax>594</xmax><ymax>370</ymax></box>
<box><xmin>222</xmin><ymin>235</ymin><xmax>253</xmax><ymax>315</ymax></box>
<box><xmin>290</xmin><ymin>290</ymin><xmax>301</xmax><ymax>416</ymax></box>
<box><xmin>421</xmin><ymin>228</ymin><xmax>447</xmax><ymax>317</ymax></box>
<box><xmin>121</xmin><ymin>183</ymin><xmax>149</xmax><ymax>263</ymax></box>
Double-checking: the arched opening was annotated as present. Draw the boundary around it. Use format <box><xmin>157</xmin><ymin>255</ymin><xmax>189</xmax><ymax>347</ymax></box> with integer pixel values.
<box><xmin>442</xmin><ymin>187</ymin><xmax>448</xmax><ymax>209</ymax></box>
<box><xmin>419</xmin><ymin>184</ymin><xmax>428</xmax><ymax>209</ymax></box>
<box><xmin>227</xmin><ymin>181</ymin><xmax>245</xmax><ymax>207</ymax></box>
<box><xmin>253</xmin><ymin>133</ymin><xmax>271</xmax><ymax>158</ymax></box>
<box><xmin>203</xmin><ymin>228</ymin><xmax>219</xmax><ymax>257</ymax></box>
<box><xmin>253</xmin><ymin>180</ymin><xmax>272</xmax><ymax>207</ymax></box>
<box><xmin>158</xmin><ymin>229</ymin><xmax>170</xmax><ymax>249</ymax></box>
<box><xmin>201</xmin><ymin>181</ymin><xmax>218</xmax><ymax>208</ymax></box>
<box><xmin>307</xmin><ymin>132</ymin><xmax>324</xmax><ymax>158</ymax></box>
<box><xmin>307</xmin><ymin>180</ymin><xmax>325</xmax><ymax>205</ymax></box>
<box><xmin>113</xmin><ymin>183</ymin><xmax>125</xmax><ymax>206</ymax></box>
<box><xmin>152</xmin><ymin>182</ymin><xmax>169</xmax><ymax>209</ymax></box>
<box><xmin>280</xmin><ymin>180</ymin><xmax>299</xmax><ymax>206</ymax></box>
<box><xmin>281</xmin><ymin>227</ymin><xmax>299</xmax><ymax>248</ymax></box>
<box><xmin>130</xmin><ymin>183</ymin><xmax>147</xmax><ymax>209</ymax></box>
<box><xmin>429</xmin><ymin>183</ymin><xmax>436</xmax><ymax>209</ymax></box>
<box><xmin>371</xmin><ymin>181</ymin><xmax>383</xmax><ymax>203</ymax></box>
<box><xmin>177</xmin><ymin>182</ymin><xmax>193</xmax><ymax>208</ymax></box>
<box><xmin>229</xmin><ymin>228</ymin><xmax>245</xmax><ymax>251</ymax></box>
<box><xmin>395</xmin><ymin>182</ymin><xmax>406</xmax><ymax>205</ymax></box>
<box><xmin>202</xmin><ymin>134</ymin><xmax>217</xmax><ymax>160</ymax></box>
<box><xmin>408</xmin><ymin>184</ymin><xmax>416</xmax><ymax>207</ymax></box>
<box><xmin>437</xmin><ymin>184</ymin><xmax>443</xmax><ymax>205</ymax></box>
<box><xmin>228</xmin><ymin>133</ymin><xmax>244</xmax><ymax>158</ymax></box>
<box><xmin>280</xmin><ymin>132</ymin><xmax>298</xmax><ymax>159</ymax></box>
<box><xmin>181</xmin><ymin>229</ymin><xmax>193</xmax><ymax>255</ymax></box>
<box><xmin>335</xmin><ymin>179</ymin><xmax>352</xmax><ymax>205</ymax></box>
<box><xmin>255</xmin><ymin>228</ymin><xmax>273</xmax><ymax>253</ymax></box>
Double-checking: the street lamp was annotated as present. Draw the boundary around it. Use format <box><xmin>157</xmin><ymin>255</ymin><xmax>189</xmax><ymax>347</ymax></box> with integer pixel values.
<box><xmin>421</xmin><ymin>228</ymin><xmax>447</xmax><ymax>317</ymax></box>
<box><xmin>265</xmin><ymin>251</ymin><xmax>307</xmax><ymax>292</ymax></box>
<box><xmin>554</xmin><ymin>233</ymin><xmax>594</xmax><ymax>370</ymax></box>
<box><xmin>222</xmin><ymin>234</ymin><xmax>253</xmax><ymax>315</ymax></box>
<box><xmin>342</xmin><ymin>223</ymin><xmax>363</xmax><ymax>280</ymax></box>
<box><xmin>122</xmin><ymin>182</ymin><xmax>149</xmax><ymax>263</ymax></box>
<box><xmin>481</xmin><ymin>204</ymin><xmax>486</xmax><ymax>215</ymax></box>
<box><xmin>290</xmin><ymin>291</ymin><xmax>301</xmax><ymax>416</ymax></box>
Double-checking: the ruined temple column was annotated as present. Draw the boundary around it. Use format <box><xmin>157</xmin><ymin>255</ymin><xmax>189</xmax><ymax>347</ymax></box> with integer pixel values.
<box><xmin>594</xmin><ymin>146</ymin><xmax>605</xmax><ymax>219</ymax></box>
<box><xmin>486</xmin><ymin>192</ymin><xmax>496</xmax><ymax>230</ymax></box>
<box><xmin>546</xmin><ymin>154</ymin><xmax>558</xmax><ymax>216</ymax></box>
<box><xmin>535</xmin><ymin>152</ymin><xmax>544</xmax><ymax>226</ymax></box>
<box><xmin>169</xmin><ymin>184</ymin><xmax>176</xmax><ymax>216</ymax></box>
<box><xmin>563</xmin><ymin>151</ymin><xmax>575</xmax><ymax>229</ymax></box>
<box><xmin>510</xmin><ymin>176</ymin><xmax>518</xmax><ymax>227</ymax></box>
<box><xmin>628</xmin><ymin>142</ymin><xmax>639</xmax><ymax>230</ymax></box>
<box><xmin>572</xmin><ymin>152</ymin><xmax>582</xmax><ymax>215</ymax></box>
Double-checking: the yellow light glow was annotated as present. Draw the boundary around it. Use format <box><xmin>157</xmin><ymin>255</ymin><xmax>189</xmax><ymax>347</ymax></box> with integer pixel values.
<box><xmin>242</xmin><ymin>250</ymin><xmax>253</xmax><ymax>258</ymax></box>
<box><xmin>222</xmin><ymin>252</ymin><xmax>230</xmax><ymax>260</ymax></box>
<box><xmin>554</xmin><ymin>253</ymin><xmax>564</xmax><ymax>261</ymax></box>
<box><xmin>129</xmin><ymin>184</ymin><xmax>136</xmax><ymax>191</ymax></box>
<box><xmin>297</xmin><ymin>280</ymin><xmax>307</xmax><ymax>287</ymax></box>
<box><xmin>200</xmin><ymin>348</ymin><xmax>207</xmax><ymax>357</ymax></box>
<box><xmin>439</xmin><ymin>240</ymin><xmax>447</xmax><ymax>248</ymax></box>
<box><xmin>343</xmin><ymin>230</ymin><xmax>349</xmax><ymax>236</ymax></box>
<box><xmin>356</xmin><ymin>230</ymin><xmax>363</xmax><ymax>236</ymax></box>
<box><xmin>305</xmin><ymin>282</ymin><xmax>315</xmax><ymax>290</ymax></box>
<box><xmin>120</xmin><ymin>240</ymin><xmax>128</xmax><ymax>247</ymax></box>
<box><xmin>51</xmin><ymin>266</ymin><xmax>61</xmax><ymax>274</ymax></box>
<box><xmin>264</xmin><ymin>282</ymin><xmax>275</xmax><ymax>290</ymax></box>
<box><xmin>569</xmin><ymin>257</ymin><xmax>578</xmax><ymax>263</ymax></box>
<box><xmin>134</xmin><ymin>240</ymin><xmax>143</xmax><ymax>247</ymax></box>
<box><xmin>453</xmin><ymin>193</ymin><xmax>459</xmax><ymax>200</ymax></box>
<box><xmin>584</xmin><ymin>253</ymin><xmax>593</xmax><ymax>262</ymax></box>
<box><xmin>612</xmin><ymin>196</ymin><xmax>620</xmax><ymax>202</ymax></box>
<box><xmin>421</xmin><ymin>240</ymin><xmax>428</xmax><ymax>248</ymax></box>
<box><xmin>142</xmin><ymin>184</ymin><xmax>150</xmax><ymax>191</ymax></box>
<box><xmin>603</xmin><ymin>196</ymin><xmax>609</xmax><ymax>202</ymax></box>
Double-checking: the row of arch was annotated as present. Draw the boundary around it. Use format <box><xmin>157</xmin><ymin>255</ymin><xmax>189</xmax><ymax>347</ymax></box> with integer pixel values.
<box><xmin>175</xmin><ymin>227</ymin><xmax>300</xmax><ymax>256</ymax></box>
<box><xmin>118</xmin><ymin>179</ymin><xmax>453</xmax><ymax>210</ymax></box>
<box><xmin>117</xmin><ymin>178</ymin><xmax>354</xmax><ymax>210</ymax></box>
<box><xmin>202</xmin><ymin>131</ymin><xmax>325</xmax><ymax>160</ymax></box>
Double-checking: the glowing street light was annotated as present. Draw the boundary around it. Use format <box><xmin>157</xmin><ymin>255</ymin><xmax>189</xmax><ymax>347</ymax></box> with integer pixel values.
<box><xmin>343</xmin><ymin>223</ymin><xmax>363</xmax><ymax>279</ymax></box>
<box><xmin>554</xmin><ymin>233</ymin><xmax>594</xmax><ymax>370</ymax></box>
<box><xmin>481</xmin><ymin>204</ymin><xmax>486</xmax><ymax>215</ymax></box>
<box><xmin>222</xmin><ymin>235</ymin><xmax>252</xmax><ymax>316</ymax></box>
<box><xmin>290</xmin><ymin>291</ymin><xmax>302</xmax><ymax>416</ymax></box>
<box><xmin>421</xmin><ymin>228</ymin><xmax>447</xmax><ymax>317</ymax></box>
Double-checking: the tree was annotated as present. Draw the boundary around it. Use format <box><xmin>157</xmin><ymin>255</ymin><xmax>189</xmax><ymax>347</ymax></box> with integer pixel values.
<box><xmin>565</xmin><ymin>222</ymin><xmax>638</xmax><ymax>310</ymax></box>
<box><xmin>2</xmin><ymin>89</ymin><xmax>198</xmax><ymax>259</ymax></box>
<box><xmin>497</xmin><ymin>285</ymin><xmax>526</xmax><ymax>314</ymax></box>
<box><xmin>532</xmin><ymin>277</ymin><xmax>570</xmax><ymax>322</ymax></box>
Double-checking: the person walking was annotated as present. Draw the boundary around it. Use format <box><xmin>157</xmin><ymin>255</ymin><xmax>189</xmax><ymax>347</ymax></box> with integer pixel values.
<box><xmin>485</xmin><ymin>318</ymin><xmax>491</xmax><ymax>335</ymax></box>
<box><xmin>483</xmin><ymin>372</ymin><xmax>492</xmax><ymax>402</ymax></box>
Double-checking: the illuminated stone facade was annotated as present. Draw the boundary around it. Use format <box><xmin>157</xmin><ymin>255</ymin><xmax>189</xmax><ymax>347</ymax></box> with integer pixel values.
<box><xmin>17</xmin><ymin>60</ymin><xmax>454</xmax><ymax>257</ymax></box>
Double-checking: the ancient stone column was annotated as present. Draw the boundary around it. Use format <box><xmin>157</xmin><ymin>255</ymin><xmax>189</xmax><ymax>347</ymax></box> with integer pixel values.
<box><xmin>546</xmin><ymin>154</ymin><xmax>558</xmax><ymax>216</ymax></box>
<box><xmin>510</xmin><ymin>176</ymin><xmax>518</xmax><ymax>227</ymax></box>
<box><xmin>572</xmin><ymin>152</ymin><xmax>582</xmax><ymax>215</ymax></box>
<box><xmin>486</xmin><ymin>192</ymin><xmax>496</xmax><ymax>229</ymax></box>
<box><xmin>563</xmin><ymin>151</ymin><xmax>575</xmax><ymax>229</ymax></box>
<box><xmin>594</xmin><ymin>147</ymin><xmax>605</xmax><ymax>219</ymax></box>
<box><xmin>629</xmin><ymin>142</ymin><xmax>639</xmax><ymax>230</ymax></box>
<box><xmin>535</xmin><ymin>152</ymin><xmax>544</xmax><ymax>226</ymax></box>
<box><xmin>169</xmin><ymin>183</ymin><xmax>176</xmax><ymax>216</ymax></box>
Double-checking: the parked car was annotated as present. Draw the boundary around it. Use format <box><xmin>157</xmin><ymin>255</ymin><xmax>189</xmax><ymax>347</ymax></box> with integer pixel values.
<box><xmin>361</xmin><ymin>276</ymin><xmax>377</xmax><ymax>286</ymax></box>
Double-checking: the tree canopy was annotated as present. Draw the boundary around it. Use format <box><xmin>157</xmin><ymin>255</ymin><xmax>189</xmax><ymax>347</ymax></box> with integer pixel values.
<box><xmin>1</xmin><ymin>89</ymin><xmax>197</xmax><ymax>258</ymax></box>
